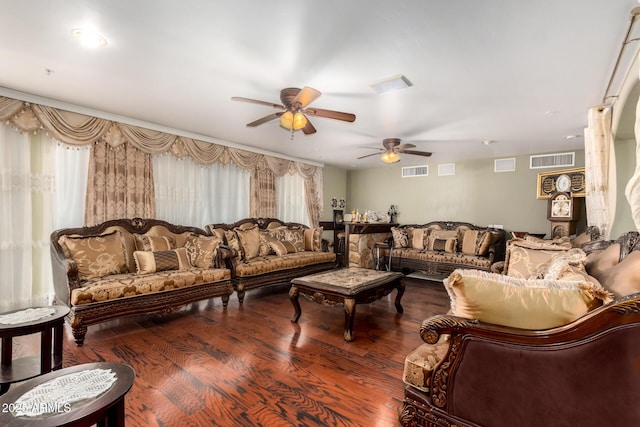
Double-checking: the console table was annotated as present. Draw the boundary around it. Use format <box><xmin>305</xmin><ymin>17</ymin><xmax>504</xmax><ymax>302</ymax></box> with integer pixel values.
<box><xmin>0</xmin><ymin>306</ymin><xmax>69</xmax><ymax>395</ymax></box>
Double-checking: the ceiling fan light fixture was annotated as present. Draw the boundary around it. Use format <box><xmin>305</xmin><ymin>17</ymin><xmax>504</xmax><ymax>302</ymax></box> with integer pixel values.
<box><xmin>279</xmin><ymin>110</ymin><xmax>307</xmax><ymax>131</ymax></box>
<box><xmin>381</xmin><ymin>151</ymin><xmax>400</xmax><ymax>164</ymax></box>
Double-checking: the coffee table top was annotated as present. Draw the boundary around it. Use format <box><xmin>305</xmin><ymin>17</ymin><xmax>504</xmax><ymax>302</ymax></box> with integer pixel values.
<box><xmin>291</xmin><ymin>267</ymin><xmax>403</xmax><ymax>295</ymax></box>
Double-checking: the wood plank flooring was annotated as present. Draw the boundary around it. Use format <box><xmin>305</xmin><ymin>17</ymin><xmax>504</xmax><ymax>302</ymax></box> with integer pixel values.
<box><xmin>10</xmin><ymin>277</ymin><xmax>450</xmax><ymax>427</ymax></box>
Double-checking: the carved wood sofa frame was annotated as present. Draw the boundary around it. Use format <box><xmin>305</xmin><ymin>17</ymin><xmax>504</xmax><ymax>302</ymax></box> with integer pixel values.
<box><xmin>50</xmin><ymin>218</ymin><xmax>234</xmax><ymax>345</ymax></box>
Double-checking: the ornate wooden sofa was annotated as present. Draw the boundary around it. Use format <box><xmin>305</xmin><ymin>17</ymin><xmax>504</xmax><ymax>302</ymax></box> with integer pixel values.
<box><xmin>51</xmin><ymin>218</ymin><xmax>233</xmax><ymax>345</ymax></box>
<box><xmin>205</xmin><ymin>218</ymin><xmax>336</xmax><ymax>303</ymax></box>
<box><xmin>399</xmin><ymin>231</ymin><xmax>640</xmax><ymax>427</ymax></box>
<box><xmin>379</xmin><ymin>221</ymin><xmax>507</xmax><ymax>277</ymax></box>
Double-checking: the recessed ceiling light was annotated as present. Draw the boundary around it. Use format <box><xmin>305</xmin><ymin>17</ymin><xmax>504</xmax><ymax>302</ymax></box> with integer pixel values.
<box><xmin>481</xmin><ymin>140</ymin><xmax>495</xmax><ymax>145</ymax></box>
<box><xmin>564</xmin><ymin>134</ymin><xmax>582</xmax><ymax>139</ymax></box>
<box><xmin>369</xmin><ymin>75</ymin><xmax>412</xmax><ymax>94</ymax></box>
<box><xmin>72</xmin><ymin>28</ymin><xmax>107</xmax><ymax>48</ymax></box>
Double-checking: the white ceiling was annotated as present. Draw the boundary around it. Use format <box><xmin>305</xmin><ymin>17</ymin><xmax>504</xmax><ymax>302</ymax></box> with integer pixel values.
<box><xmin>1</xmin><ymin>1</ymin><xmax>638</xmax><ymax>169</ymax></box>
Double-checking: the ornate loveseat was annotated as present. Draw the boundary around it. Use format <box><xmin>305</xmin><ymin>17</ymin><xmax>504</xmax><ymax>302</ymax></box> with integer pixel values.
<box><xmin>399</xmin><ymin>231</ymin><xmax>640</xmax><ymax>427</ymax></box>
<box><xmin>205</xmin><ymin>218</ymin><xmax>336</xmax><ymax>303</ymax></box>
<box><xmin>51</xmin><ymin>218</ymin><xmax>233</xmax><ymax>345</ymax></box>
<box><xmin>380</xmin><ymin>221</ymin><xmax>507</xmax><ymax>277</ymax></box>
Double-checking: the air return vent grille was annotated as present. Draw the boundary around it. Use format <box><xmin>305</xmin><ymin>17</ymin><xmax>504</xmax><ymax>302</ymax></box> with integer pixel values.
<box><xmin>494</xmin><ymin>158</ymin><xmax>516</xmax><ymax>172</ymax></box>
<box><xmin>530</xmin><ymin>152</ymin><xmax>575</xmax><ymax>169</ymax></box>
<box><xmin>438</xmin><ymin>163</ymin><xmax>455</xmax><ymax>176</ymax></box>
<box><xmin>402</xmin><ymin>165</ymin><xmax>428</xmax><ymax>177</ymax></box>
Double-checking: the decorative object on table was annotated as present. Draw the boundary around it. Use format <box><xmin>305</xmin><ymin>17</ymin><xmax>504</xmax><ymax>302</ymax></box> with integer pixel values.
<box><xmin>388</xmin><ymin>205</ymin><xmax>398</xmax><ymax>223</ymax></box>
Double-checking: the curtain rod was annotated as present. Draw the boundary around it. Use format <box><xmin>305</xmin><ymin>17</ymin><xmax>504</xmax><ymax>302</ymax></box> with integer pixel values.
<box><xmin>602</xmin><ymin>7</ymin><xmax>640</xmax><ymax>106</ymax></box>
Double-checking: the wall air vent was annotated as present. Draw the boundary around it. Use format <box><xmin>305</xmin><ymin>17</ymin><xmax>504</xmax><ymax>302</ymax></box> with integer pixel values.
<box><xmin>402</xmin><ymin>165</ymin><xmax>428</xmax><ymax>177</ymax></box>
<box><xmin>438</xmin><ymin>163</ymin><xmax>455</xmax><ymax>176</ymax></box>
<box><xmin>494</xmin><ymin>158</ymin><xmax>516</xmax><ymax>172</ymax></box>
<box><xmin>530</xmin><ymin>152</ymin><xmax>575</xmax><ymax>169</ymax></box>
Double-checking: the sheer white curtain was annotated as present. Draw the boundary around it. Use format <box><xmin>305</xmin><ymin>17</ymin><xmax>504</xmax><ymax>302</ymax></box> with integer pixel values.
<box><xmin>276</xmin><ymin>173</ymin><xmax>309</xmax><ymax>225</ymax></box>
<box><xmin>54</xmin><ymin>145</ymin><xmax>90</xmax><ymax>229</ymax></box>
<box><xmin>153</xmin><ymin>154</ymin><xmax>250</xmax><ymax>226</ymax></box>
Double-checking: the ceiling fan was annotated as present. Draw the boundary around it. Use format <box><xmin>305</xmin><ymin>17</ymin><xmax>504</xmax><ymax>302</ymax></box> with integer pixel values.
<box><xmin>231</xmin><ymin>86</ymin><xmax>356</xmax><ymax>137</ymax></box>
<box><xmin>358</xmin><ymin>138</ymin><xmax>432</xmax><ymax>163</ymax></box>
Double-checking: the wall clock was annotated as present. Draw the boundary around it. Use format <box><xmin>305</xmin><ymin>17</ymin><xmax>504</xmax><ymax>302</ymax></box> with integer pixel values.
<box><xmin>537</xmin><ymin>167</ymin><xmax>586</xmax><ymax>199</ymax></box>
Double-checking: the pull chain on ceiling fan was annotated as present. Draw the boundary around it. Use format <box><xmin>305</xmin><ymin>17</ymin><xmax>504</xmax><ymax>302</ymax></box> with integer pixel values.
<box><xmin>232</xmin><ymin>86</ymin><xmax>356</xmax><ymax>139</ymax></box>
<box><xmin>358</xmin><ymin>138</ymin><xmax>432</xmax><ymax>163</ymax></box>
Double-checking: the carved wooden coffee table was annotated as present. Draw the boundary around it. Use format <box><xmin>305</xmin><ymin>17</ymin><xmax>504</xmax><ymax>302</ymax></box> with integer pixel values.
<box><xmin>290</xmin><ymin>267</ymin><xmax>405</xmax><ymax>341</ymax></box>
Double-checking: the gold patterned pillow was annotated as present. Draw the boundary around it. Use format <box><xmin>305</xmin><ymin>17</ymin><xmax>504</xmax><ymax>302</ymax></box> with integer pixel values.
<box><xmin>430</xmin><ymin>237</ymin><xmax>457</xmax><ymax>253</ymax></box>
<box><xmin>285</xmin><ymin>227</ymin><xmax>305</xmax><ymax>252</ymax></box>
<box><xmin>224</xmin><ymin>230</ymin><xmax>241</xmax><ymax>259</ymax></box>
<box><xmin>62</xmin><ymin>230</ymin><xmax>128</xmax><ymax>281</ymax></box>
<box><xmin>184</xmin><ymin>234</ymin><xmax>222</xmax><ymax>268</ymax></box>
<box><xmin>504</xmin><ymin>239</ymin><xmax>570</xmax><ymax>279</ymax></box>
<box><xmin>304</xmin><ymin>227</ymin><xmax>324</xmax><ymax>252</ymax></box>
<box><xmin>133</xmin><ymin>234</ymin><xmax>175</xmax><ymax>251</ymax></box>
<box><xmin>443</xmin><ymin>269</ymin><xmax>612</xmax><ymax>329</ymax></box>
<box><xmin>133</xmin><ymin>248</ymin><xmax>191</xmax><ymax>274</ymax></box>
<box><xmin>410</xmin><ymin>228</ymin><xmax>428</xmax><ymax>250</ymax></box>
<box><xmin>392</xmin><ymin>227</ymin><xmax>410</xmax><ymax>248</ymax></box>
<box><xmin>235</xmin><ymin>225</ymin><xmax>261</xmax><ymax>260</ymax></box>
<box><xmin>269</xmin><ymin>239</ymin><xmax>297</xmax><ymax>256</ymax></box>
<box><xmin>461</xmin><ymin>230</ymin><xmax>495</xmax><ymax>256</ymax></box>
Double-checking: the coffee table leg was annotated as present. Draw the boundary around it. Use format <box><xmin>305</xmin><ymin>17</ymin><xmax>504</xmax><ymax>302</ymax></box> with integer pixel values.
<box><xmin>344</xmin><ymin>298</ymin><xmax>356</xmax><ymax>342</ymax></box>
<box><xmin>395</xmin><ymin>278</ymin><xmax>405</xmax><ymax>313</ymax></box>
<box><xmin>289</xmin><ymin>285</ymin><xmax>301</xmax><ymax>322</ymax></box>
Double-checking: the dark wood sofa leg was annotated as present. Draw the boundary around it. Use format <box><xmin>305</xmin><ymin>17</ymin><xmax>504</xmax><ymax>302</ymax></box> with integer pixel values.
<box><xmin>221</xmin><ymin>294</ymin><xmax>230</xmax><ymax>307</ymax></box>
<box><xmin>72</xmin><ymin>325</ymin><xmax>87</xmax><ymax>346</ymax></box>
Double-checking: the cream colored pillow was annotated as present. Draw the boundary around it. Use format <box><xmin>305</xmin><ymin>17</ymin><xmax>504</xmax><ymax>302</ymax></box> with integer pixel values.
<box><xmin>443</xmin><ymin>269</ymin><xmax>612</xmax><ymax>330</ymax></box>
<box><xmin>61</xmin><ymin>230</ymin><xmax>128</xmax><ymax>280</ymax></box>
<box><xmin>303</xmin><ymin>227</ymin><xmax>324</xmax><ymax>252</ymax></box>
<box><xmin>504</xmin><ymin>239</ymin><xmax>571</xmax><ymax>279</ymax></box>
<box><xmin>411</xmin><ymin>228</ymin><xmax>428</xmax><ymax>250</ymax></box>
<box><xmin>133</xmin><ymin>248</ymin><xmax>191</xmax><ymax>274</ymax></box>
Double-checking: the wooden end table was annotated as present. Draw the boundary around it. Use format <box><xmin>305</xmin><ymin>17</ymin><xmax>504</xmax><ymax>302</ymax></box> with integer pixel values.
<box><xmin>0</xmin><ymin>362</ymin><xmax>135</xmax><ymax>427</ymax></box>
<box><xmin>290</xmin><ymin>267</ymin><xmax>405</xmax><ymax>341</ymax></box>
<box><xmin>0</xmin><ymin>306</ymin><xmax>70</xmax><ymax>395</ymax></box>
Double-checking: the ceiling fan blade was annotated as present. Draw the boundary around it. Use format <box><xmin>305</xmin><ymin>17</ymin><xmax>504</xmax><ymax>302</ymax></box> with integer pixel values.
<box><xmin>231</xmin><ymin>96</ymin><xmax>286</xmax><ymax>110</ymax></box>
<box><xmin>396</xmin><ymin>143</ymin><xmax>416</xmax><ymax>150</ymax></box>
<box><xmin>303</xmin><ymin>107</ymin><xmax>356</xmax><ymax>122</ymax></box>
<box><xmin>292</xmin><ymin>86</ymin><xmax>321</xmax><ymax>108</ymax></box>
<box><xmin>400</xmin><ymin>149</ymin><xmax>432</xmax><ymax>157</ymax></box>
<box><xmin>357</xmin><ymin>152</ymin><xmax>382</xmax><ymax>160</ymax></box>
<box><xmin>246</xmin><ymin>112</ymin><xmax>283</xmax><ymax>127</ymax></box>
<box><xmin>301</xmin><ymin>118</ymin><xmax>317</xmax><ymax>135</ymax></box>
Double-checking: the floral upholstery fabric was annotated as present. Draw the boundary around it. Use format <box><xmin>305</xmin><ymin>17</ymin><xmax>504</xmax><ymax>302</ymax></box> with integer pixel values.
<box><xmin>235</xmin><ymin>225</ymin><xmax>261</xmax><ymax>260</ymax></box>
<box><xmin>184</xmin><ymin>234</ymin><xmax>222</xmax><ymax>268</ymax></box>
<box><xmin>390</xmin><ymin>248</ymin><xmax>493</xmax><ymax>269</ymax></box>
<box><xmin>391</xmin><ymin>227</ymin><xmax>410</xmax><ymax>248</ymax></box>
<box><xmin>70</xmin><ymin>267</ymin><xmax>231</xmax><ymax>306</ymax></box>
<box><xmin>504</xmin><ymin>238</ymin><xmax>571</xmax><ymax>279</ymax></box>
<box><xmin>234</xmin><ymin>252</ymin><xmax>336</xmax><ymax>277</ymax></box>
<box><xmin>403</xmin><ymin>336</ymin><xmax>451</xmax><ymax>392</ymax></box>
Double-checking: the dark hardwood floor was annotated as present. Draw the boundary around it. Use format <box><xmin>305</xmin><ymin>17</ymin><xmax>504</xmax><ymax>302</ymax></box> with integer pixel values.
<box><xmin>10</xmin><ymin>277</ymin><xmax>450</xmax><ymax>427</ymax></box>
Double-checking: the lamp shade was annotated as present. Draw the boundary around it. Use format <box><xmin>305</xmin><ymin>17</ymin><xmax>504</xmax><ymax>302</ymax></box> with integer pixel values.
<box><xmin>381</xmin><ymin>151</ymin><xmax>400</xmax><ymax>163</ymax></box>
<box><xmin>292</xmin><ymin>112</ymin><xmax>307</xmax><ymax>130</ymax></box>
<box><xmin>279</xmin><ymin>111</ymin><xmax>294</xmax><ymax>130</ymax></box>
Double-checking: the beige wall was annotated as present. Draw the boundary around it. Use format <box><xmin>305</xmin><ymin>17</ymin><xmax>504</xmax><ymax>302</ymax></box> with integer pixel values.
<box><xmin>324</xmin><ymin>151</ymin><xmax>590</xmax><ymax>237</ymax></box>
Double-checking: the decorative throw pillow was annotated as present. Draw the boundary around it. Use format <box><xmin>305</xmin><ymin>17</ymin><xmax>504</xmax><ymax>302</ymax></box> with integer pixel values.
<box><xmin>461</xmin><ymin>230</ymin><xmax>494</xmax><ymax>256</ymax></box>
<box><xmin>539</xmin><ymin>248</ymin><xmax>588</xmax><ymax>280</ymax></box>
<box><xmin>431</xmin><ymin>237</ymin><xmax>457</xmax><ymax>253</ymax></box>
<box><xmin>224</xmin><ymin>230</ymin><xmax>241</xmax><ymax>259</ymax></box>
<box><xmin>504</xmin><ymin>239</ymin><xmax>572</xmax><ymax>279</ymax></box>
<box><xmin>267</xmin><ymin>225</ymin><xmax>287</xmax><ymax>242</ymax></box>
<box><xmin>392</xmin><ymin>227</ymin><xmax>410</xmax><ymax>248</ymax></box>
<box><xmin>284</xmin><ymin>227</ymin><xmax>305</xmax><ymax>252</ymax></box>
<box><xmin>410</xmin><ymin>228</ymin><xmax>428</xmax><ymax>250</ymax></box>
<box><xmin>443</xmin><ymin>269</ymin><xmax>613</xmax><ymax>330</ymax></box>
<box><xmin>133</xmin><ymin>248</ymin><xmax>191</xmax><ymax>274</ymax></box>
<box><xmin>304</xmin><ymin>227</ymin><xmax>324</xmax><ymax>252</ymax></box>
<box><xmin>61</xmin><ymin>230</ymin><xmax>128</xmax><ymax>281</ymax></box>
<box><xmin>133</xmin><ymin>234</ymin><xmax>175</xmax><ymax>252</ymax></box>
<box><xmin>235</xmin><ymin>225</ymin><xmax>261</xmax><ymax>260</ymax></box>
<box><xmin>258</xmin><ymin>231</ymin><xmax>275</xmax><ymax>256</ymax></box>
<box><xmin>184</xmin><ymin>234</ymin><xmax>222</xmax><ymax>268</ymax></box>
<box><xmin>269</xmin><ymin>239</ymin><xmax>297</xmax><ymax>256</ymax></box>
<box><xmin>593</xmin><ymin>250</ymin><xmax>640</xmax><ymax>298</ymax></box>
